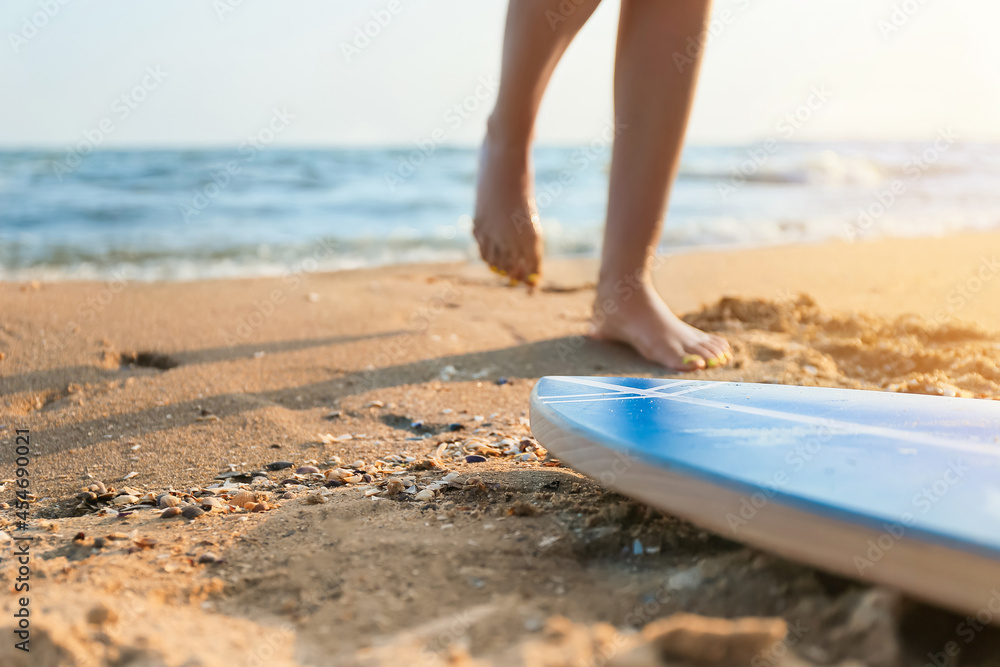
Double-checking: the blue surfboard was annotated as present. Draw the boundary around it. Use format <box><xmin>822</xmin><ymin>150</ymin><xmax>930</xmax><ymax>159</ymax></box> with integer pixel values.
<box><xmin>530</xmin><ymin>377</ymin><xmax>1000</xmax><ymax>617</ymax></box>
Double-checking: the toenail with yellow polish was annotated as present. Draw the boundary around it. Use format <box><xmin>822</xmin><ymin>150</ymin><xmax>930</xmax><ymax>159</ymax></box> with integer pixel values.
<box><xmin>527</xmin><ymin>273</ymin><xmax>540</xmax><ymax>285</ymax></box>
<box><xmin>509</xmin><ymin>278</ymin><xmax>520</xmax><ymax>286</ymax></box>
<box><xmin>706</xmin><ymin>357</ymin><xmax>720</xmax><ymax>368</ymax></box>
<box><xmin>682</xmin><ymin>354</ymin><xmax>704</xmax><ymax>367</ymax></box>
<box><xmin>489</xmin><ymin>265</ymin><xmax>499</xmax><ymax>274</ymax></box>
<box><xmin>498</xmin><ymin>269</ymin><xmax>507</xmax><ymax>277</ymax></box>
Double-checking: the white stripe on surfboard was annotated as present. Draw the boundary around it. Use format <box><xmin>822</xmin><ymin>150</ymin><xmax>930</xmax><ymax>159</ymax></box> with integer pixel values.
<box><xmin>536</xmin><ymin>380</ymin><xmax>692</xmax><ymax>402</ymax></box>
<box><xmin>541</xmin><ymin>377</ymin><xmax>1000</xmax><ymax>457</ymax></box>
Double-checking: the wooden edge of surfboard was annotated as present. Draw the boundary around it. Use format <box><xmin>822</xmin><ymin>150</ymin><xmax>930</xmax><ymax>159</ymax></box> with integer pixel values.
<box><xmin>529</xmin><ymin>381</ymin><xmax>1000</xmax><ymax>623</ymax></box>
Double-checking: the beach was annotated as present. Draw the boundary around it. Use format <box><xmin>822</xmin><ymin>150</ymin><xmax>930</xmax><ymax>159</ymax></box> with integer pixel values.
<box><xmin>3</xmin><ymin>232</ymin><xmax>1000</xmax><ymax>666</ymax></box>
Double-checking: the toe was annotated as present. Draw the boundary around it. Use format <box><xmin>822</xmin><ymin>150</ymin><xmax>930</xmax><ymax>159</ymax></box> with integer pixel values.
<box><xmin>679</xmin><ymin>353</ymin><xmax>706</xmax><ymax>372</ymax></box>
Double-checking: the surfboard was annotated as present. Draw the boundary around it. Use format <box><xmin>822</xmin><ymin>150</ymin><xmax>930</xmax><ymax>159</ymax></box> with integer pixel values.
<box><xmin>529</xmin><ymin>376</ymin><xmax>1000</xmax><ymax>619</ymax></box>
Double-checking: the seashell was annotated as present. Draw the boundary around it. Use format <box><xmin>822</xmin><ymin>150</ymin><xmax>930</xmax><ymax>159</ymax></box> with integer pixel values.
<box><xmin>158</xmin><ymin>494</ymin><xmax>181</xmax><ymax>508</ymax></box>
<box><xmin>89</xmin><ymin>481</ymin><xmax>107</xmax><ymax>495</ymax></box>
<box><xmin>97</xmin><ymin>492</ymin><xmax>117</xmax><ymax>503</ymax></box>
<box><xmin>366</xmin><ymin>400</ymin><xmax>384</xmax><ymax>408</ymax></box>
<box><xmin>364</xmin><ymin>488</ymin><xmax>381</xmax><ymax>497</ymax></box>
<box><xmin>342</xmin><ymin>474</ymin><xmax>363</xmax><ymax>484</ymax></box>
<box><xmin>231</xmin><ymin>490</ymin><xmax>255</xmax><ymax>508</ymax></box>
<box><xmin>325</xmin><ymin>456</ymin><xmax>343</xmax><ymax>466</ymax></box>
<box><xmin>386</xmin><ymin>479</ymin><xmax>404</xmax><ymax>496</ymax></box>
<box><xmin>266</xmin><ymin>461</ymin><xmax>293</xmax><ymax>471</ymax></box>
<box><xmin>296</xmin><ymin>466</ymin><xmax>320</xmax><ymax>475</ymax></box>
<box><xmin>181</xmin><ymin>506</ymin><xmax>205</xmax><ymax>519</ymax></box>
<box><xmin>324</xmin><ymin>468</ymin><xmax>350</xmax><ymax>481</ymax></box>
<box><xmin>465</xmin><ymin>455</ymin><xmax>487</xmax><ymax>463</ymax></box>
<box><xmin>361</xmin><ymin>474</ymin><xmax>373</xmax><ymax>483</ymax></box>
<box><xmin>78</xmin><ymin>491</ymin><xmax>98</xmax><ymax>502</ymax></box>
<box><xmin>198</xmin><ymin>552</ymin><xmax>220</xmax><ymax>564</ymax></box>
<box><xmin>414</xmin><ymin>489</ymin><xmax>435</xmax><ymax>502</ymax></box>
<box><xmin>252</xmin><ymin>501</ymin><xmax>269</xmax><ymax>512</ymax></box>
<box><xmin>200</xmin><ymin>497</ymin><xmax>224</xmax><ymax>510</ymax></box>
<box><xmin>500</xmin><ymin>438</ymin><xmax>517</xmax><ymax>447</ymax></box>
<box><xmin>113</xmin><ymin>495</ymin><xmax>139</xmax><ymax>506</ymax></box>
<box><xmin>351</xmin><ymin>460</ymin><xmax>366</xmax><ymax>469</ymax></box>
<box><xmin>243</xmin><ymin>502</ymin><xmax>257</xmax><ymax>512</ymax></box>
<box><xmin>442</xmin><ymin>473</ymin><xmax>460</xmax><ymax>483</ymax></box>
<box><xmin>160</xmin><ymin>507</ymin><xmax>182</xmax><ymax>518</ymax></box>
<box><xmin>518</xmin><ymin>452</ymin><xmax>538</xmax><ymax>462</ymax></box>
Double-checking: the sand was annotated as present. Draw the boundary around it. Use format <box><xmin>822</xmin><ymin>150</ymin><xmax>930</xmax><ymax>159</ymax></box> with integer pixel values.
<box><xmin>2</xmin><ymin>232</ymin><xmax>1000</xmax><ymax>666</ymax></box>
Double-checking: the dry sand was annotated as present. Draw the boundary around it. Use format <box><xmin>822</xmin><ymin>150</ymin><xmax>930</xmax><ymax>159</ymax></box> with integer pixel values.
<box><xmin>1</xmin><ymin>232</ymin><xmax>1000</xmax><ymax>666</ymax></box>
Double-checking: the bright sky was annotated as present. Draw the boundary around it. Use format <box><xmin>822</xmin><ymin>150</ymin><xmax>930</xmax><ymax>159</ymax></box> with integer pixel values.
<box><xmin>2</xmin><ymin>0</ymin><xmax>999</xmax><ymax>147</ymax></box>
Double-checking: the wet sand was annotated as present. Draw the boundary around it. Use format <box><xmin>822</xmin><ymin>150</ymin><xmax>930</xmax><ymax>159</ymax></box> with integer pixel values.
<box><xmin>2</xmin><ymin>232</ymin><xmax>1000</xmax><ymax>666</ymax></box>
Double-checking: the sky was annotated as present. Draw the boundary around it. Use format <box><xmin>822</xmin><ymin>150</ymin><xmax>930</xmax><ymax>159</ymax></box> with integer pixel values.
<box><xmin>2</xmin><ymin>0</ymin><xmax>1000</xmax><ymax>147</ymax></box>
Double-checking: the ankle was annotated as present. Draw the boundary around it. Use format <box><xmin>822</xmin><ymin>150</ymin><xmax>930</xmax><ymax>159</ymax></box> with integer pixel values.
<box><xmin>486</xmin><ymin>112</ymin><xmax>534</xmax><ymax>155</ymax></box>
<box><xmin>596</xmin><ymin>266</ymin><xmax>653</xmax><ymax>301</ymax></box>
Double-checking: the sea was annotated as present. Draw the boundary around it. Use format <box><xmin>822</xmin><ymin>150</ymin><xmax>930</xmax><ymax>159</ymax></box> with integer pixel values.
<box><xmin>2</xmin><ymin>140</ymin><xmax>999</xmax><ymax>281</ymax></box>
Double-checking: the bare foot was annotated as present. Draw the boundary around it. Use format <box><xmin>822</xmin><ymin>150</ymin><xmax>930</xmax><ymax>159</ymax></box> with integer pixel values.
<box><xmin>591</xmin><ymin>282</ymin><xmax>731</xmax><ymax>372</ymax></box>
<box><xmin>473</xmin><ymin>124</ymin><xmax>543</xmax><ymax>285</ymax></box>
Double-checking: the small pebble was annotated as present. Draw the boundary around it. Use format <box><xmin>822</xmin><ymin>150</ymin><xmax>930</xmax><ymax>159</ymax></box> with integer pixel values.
<box><xmin>410</xmin><ymin>420</ymin><xmax>424</xmax><ymax>429</ymax></box>
<box><xmin>465</xmin><ymin>455</ymin><xmax>487</xmax><ymax>463</ymax></box>
<box><xmin>304</xmin><ymin>494</ymin><xmax>327</xmax><ymax>505</ymax></box>
<box><xmin>266</xmin><ymin>461</ymin><xmax>293</xmax><ymax>471</ymax></box>
<box><xmin>386</xmin><ymin>479</ymin><xmax>405</xmax><ymax>495</ymax></box>
<box><xmin>198</xmin><ymin>552</ymin><xmax>220</xmax><ymax>564</ymax></box>
<box><xmin>495</xmin><ymin>377</ymin><xmax>508</xmax><ymax>385</ymax></box>
<box><xmin>93</xmin><ymin>537</ymin><xmax>108</xmax><ymax>549</ymax></box>
<box><xmin>252</xmin><ymin>501</ymin><xmax>269</xmax><ymax>512</ymax></box>
<box><xmin>296</xmin><ymin>466</ymin><xmax>320</xmax><ymax>475</ymax></box>
<box><xmin>448</xmin><ymin>423</ymin><xmax>464</xmax><ymax>432</ymax></box>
